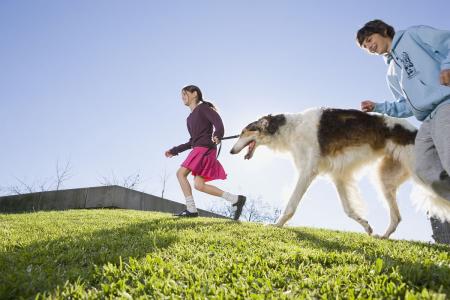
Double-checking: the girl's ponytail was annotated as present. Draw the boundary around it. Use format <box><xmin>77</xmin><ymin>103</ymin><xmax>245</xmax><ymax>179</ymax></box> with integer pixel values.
<box><xmin>200</xmin><ymin>100</ymin><xmax>216</xmax><ymax>111</ymax></box>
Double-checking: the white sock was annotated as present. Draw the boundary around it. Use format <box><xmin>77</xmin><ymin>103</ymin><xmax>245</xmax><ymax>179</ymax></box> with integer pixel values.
<box><xmin>185</xmin><ymin>196</ymin><xmax>197</xmax><ymax>213</ymax></box>
<box><xmin>221</xmin><ymin>192</ymin><xmax>238</xmax><ymax>205</ymax></box>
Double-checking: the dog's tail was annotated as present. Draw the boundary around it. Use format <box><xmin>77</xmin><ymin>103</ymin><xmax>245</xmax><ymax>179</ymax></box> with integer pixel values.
<box><xmin>395</xmin><ymin>142</ymin><xmax>450</xmax><ymax>222</ymax></box>
<box><xmin>411</xmin><ymin>178</ymin><xmax>450</xmax><ymax>223</ymax></box>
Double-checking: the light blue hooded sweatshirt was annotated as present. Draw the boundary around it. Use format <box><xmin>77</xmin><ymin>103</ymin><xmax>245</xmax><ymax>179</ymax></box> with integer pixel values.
<box><xmin>373</xmin><ymin>25</ymin><xmax>450</xmax><ymax>121</ymax></box>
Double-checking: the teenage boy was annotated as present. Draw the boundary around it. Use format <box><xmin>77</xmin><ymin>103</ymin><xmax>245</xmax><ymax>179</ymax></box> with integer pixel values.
<box><xmin>356</xmin><ymin>19</ymin><xmax>450</xmax><ymax>200</ymax></box>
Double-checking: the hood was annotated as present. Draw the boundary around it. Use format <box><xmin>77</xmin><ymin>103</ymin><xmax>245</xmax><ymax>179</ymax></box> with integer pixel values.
<box><xmin>384</xmin><ymin>30</ymin><xmax>406</xmax><ymax>65</ymax></box>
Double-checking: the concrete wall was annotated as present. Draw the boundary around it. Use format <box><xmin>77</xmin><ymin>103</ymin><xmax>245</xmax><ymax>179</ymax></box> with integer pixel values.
<box><xmin>0</xmin><ymin>185</ymin><xmax>227</xmax><ymax>219</ymax></box>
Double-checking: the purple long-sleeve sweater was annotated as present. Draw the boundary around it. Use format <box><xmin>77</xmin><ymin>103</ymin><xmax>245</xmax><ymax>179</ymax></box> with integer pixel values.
<box><xmin>169</xmin><ymin>102</ymin><xmax>224</xmax><ymax>155</ymax></box>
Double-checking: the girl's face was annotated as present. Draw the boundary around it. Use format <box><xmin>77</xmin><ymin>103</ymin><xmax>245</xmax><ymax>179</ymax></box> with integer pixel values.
<box><xmin>181</xmin><ymin>90</ymin><xmax>197</xmax><ymax>106</ymax></box>
<box><xmin>362</xmin><ymin>33</ymin><xmax>392</xmax><ymax>55</ymax></box>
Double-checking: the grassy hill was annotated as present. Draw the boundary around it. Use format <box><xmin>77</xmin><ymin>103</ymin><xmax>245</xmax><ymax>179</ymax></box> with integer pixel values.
<box><xmin>0</xmin><ymin>209</ymin><xmax>449</xmax><ymax>299</ymax></box>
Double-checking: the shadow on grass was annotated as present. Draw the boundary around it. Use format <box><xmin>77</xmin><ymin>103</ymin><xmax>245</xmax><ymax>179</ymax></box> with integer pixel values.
<box><xmin>288</xmin><ymin>228</ymin><xmax>450</xmax><ymax>296</ymax></box>
<box><xmin>0</xmin><ymin>215</ymin><xmax>231</xmax><ymax>299</ymax></box>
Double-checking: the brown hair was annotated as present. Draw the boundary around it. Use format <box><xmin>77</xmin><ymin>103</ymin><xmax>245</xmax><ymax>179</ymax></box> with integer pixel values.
<box><xmin>356</xmin><ymin>19</ymin><xmax>395</xmax><ymax>47</ymax></box>
<box><xmin>182</xmin><ymin>85</ymin><xmax>216</xmax><ymax>110</ymax></box>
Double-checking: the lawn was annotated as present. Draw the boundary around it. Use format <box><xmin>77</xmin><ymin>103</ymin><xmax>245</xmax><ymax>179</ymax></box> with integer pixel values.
<box><xmin>0</xmin><ymin>209</ymin><xmax>449</xmax><ymax>299</ymax></box>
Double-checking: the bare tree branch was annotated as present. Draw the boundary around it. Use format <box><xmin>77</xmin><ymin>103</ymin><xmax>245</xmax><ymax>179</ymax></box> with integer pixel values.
<box><xmin>160</xmin><ymin>167</ymin><xmax>171</xmax><ymax>199</ymax></box>
<box><xmin>242</xmin><ymin>196</ymin><xmax>282</xmax><ymax>223</ymax></box>
<box><xmin>97</xmin><ymin>170</ymin><xmax>142</xmax><ymax>189</ymax></box>
<box><xmin>207</xmin><ymin>196</ymin><xmax>281</xmax><ymax>222</ymax></box>
<box><xmin>208</xmin><ymin>202</ymin><xmax>235</xmax><ymax>218</ymax></box>
<box><xmin>4</xmin><ymin>159</ymin><xmax>74</xmax><ymax>196</ymax></box>
<box><xmin>9</xmin><ymin>176</ymin><xmax>35</xmax><ymax>195</ymax></box>
<box><xmin>123</xmin><ymin>173</ymin><xmax>141</xmax><ymax>189</ymax></box>
<box><xmin>55</xmin><ymin>160</ymin><xmax>73</xmax><ymax>191</ymax></box>
<box><xmin>7</xmin><ymin>184</ymin><xmax>24</xmax><ymax>196</ymax></box>
<box><xmin>38</xmin><ymin>178</ymin><xmax>52</xmax><ymax>192</ymax></box>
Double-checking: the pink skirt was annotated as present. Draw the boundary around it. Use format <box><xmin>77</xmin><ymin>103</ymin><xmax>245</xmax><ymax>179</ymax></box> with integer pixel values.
<box><xmin>181</xmin><ymin>147</ymin><xmax>227</xmax><ymax>182</ymax></box>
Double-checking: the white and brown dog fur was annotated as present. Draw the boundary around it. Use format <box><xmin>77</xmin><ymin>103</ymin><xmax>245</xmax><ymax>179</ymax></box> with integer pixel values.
<box><xmin>230</xmin><ymin>107</ymin><xmax>450</xmax><ymax>238</ymax></box>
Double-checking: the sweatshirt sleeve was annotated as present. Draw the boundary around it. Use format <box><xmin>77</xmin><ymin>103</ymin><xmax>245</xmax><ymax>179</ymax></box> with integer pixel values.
<box><xmin>201</xmin><ymin>105</ymin><xmax>224</xmax><ymax>139</ymax></box>
<box><xmin>373</xmin><ymin>98</ymin><xmax>414</xmax><ymax>118</ymax></box>
<box><xmin>169</xmin><ymin>138</ymin><xmax>192</xmax><ymax>156</ymax></box>
<box><xmin>413</xmin><ymin>26</ymin><xmax>450</xmax><ymax>71</ymax></box>
<box><xmin>374</xmin><ymin>72</ymin><xmax>414</xmax><ymax>118</ymax></box>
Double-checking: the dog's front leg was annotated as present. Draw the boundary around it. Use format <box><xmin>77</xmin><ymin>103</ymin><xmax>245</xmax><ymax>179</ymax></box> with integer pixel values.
<box><xmin>275</xmin><ymin>170</ymin><xmax>317</xmax><ymax>227</ymax></box>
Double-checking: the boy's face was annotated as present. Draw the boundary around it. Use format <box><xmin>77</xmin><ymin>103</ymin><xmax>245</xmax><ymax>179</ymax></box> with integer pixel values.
<box><xmin>361</xmin><ymin>33</ymin><xmax>392</xmax><ymax>55</ymax></box>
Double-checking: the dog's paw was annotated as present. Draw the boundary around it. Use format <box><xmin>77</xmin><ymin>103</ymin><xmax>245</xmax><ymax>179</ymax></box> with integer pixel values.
<box><xmin>274</xmin><ymin>223</ymin><xmax>285</xmax><ymax>228</ymax></box>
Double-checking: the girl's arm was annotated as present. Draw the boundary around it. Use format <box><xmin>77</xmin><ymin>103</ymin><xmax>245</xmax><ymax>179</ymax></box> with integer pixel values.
<box><xmin>201</xmin><ymin>106</ymin><xmax>224</xmax><ymax>139</ymax></box>
<box><xmin>169</xmin><ymin>138</ymin><xmax>192</xmax><ymax>156</ymax></box>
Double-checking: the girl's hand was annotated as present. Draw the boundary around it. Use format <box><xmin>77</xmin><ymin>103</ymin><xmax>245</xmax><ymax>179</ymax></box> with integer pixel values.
<box><xmin>361</xmin><ymin>100</ymin><xmax>375</xmax><ymax>112</ymax></box>
<box><xmin>165</xmin><ymin>150</ymin><xmax>173</xmax><ymax>158</ymax></box>
<box><xmin>212</xmin><ymin>136</ymin><xmax>220</xmax><ymax>145</ymax></box>
<box><xmin>440</xmin><ymin>69</ymin><xmax>450</xmax><ymax>86</ymax></box>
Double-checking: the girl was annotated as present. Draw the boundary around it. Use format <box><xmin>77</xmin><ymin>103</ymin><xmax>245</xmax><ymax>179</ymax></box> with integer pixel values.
<box><xmin>165</xmin><ymin>85</ymin><xmax>246</xmax><ymax>220</ymax></box>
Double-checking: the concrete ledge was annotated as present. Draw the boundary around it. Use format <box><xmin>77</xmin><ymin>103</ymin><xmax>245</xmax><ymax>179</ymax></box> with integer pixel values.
<box><xmin>0</xmin><ymin>185</ymin><xmax>227</xmax><ymax>219</ymax></box>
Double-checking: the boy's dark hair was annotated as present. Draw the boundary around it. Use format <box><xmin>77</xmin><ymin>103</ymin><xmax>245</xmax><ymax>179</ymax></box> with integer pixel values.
<box><xmin>182</xmin><ymin>85</ymin><xmax>217</xmax><ymax>110</ymax></box>
<box><xmin>356</xmin><ymin>19</ymin><xmax>395</xmax><ymax>47</ymax></box>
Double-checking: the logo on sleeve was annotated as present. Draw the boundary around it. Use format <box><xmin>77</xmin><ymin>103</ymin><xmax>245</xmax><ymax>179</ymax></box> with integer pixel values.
<box><xmin>399</xmin><ymin>52</ymin><xmax>418</xmax><ymax>79</ymax></box>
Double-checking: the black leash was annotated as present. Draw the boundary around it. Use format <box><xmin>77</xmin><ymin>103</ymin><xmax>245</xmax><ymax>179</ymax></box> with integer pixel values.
<box><xmin>216</xmin><ymin>134</ymin><xmax>240</xmax><ymax>158</ymax></box>
<box><xmin>220</xmin><ymin>134</ymin><xmax>240</xmax><ymax>141</ymax></box>
<box><xmin>200</xmin><ymin>134</ymin><xmax>240</xmax><ymax>168</ymax></box>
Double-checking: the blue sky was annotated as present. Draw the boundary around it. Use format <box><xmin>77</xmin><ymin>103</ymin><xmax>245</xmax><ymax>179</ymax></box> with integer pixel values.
<box><xmin>1</xmin><ymin>0</ymin><xmax>449</xmax><ymax>241</ymax></box>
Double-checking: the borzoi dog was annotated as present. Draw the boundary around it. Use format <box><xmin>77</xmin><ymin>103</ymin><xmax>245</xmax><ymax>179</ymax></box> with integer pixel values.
<box><xmin>230</xmin><ymin>107</ymin><xmax>450</xmax><ymax>238</ymax></box>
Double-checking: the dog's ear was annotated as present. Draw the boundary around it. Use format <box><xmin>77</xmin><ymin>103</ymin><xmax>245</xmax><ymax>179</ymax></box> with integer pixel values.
<box><xmin>254</xmin><ymin>114</ymin><xmax>286</xmax><ymax>134</ymax></box>
<box><xmin>244</xmin><ymin>120</ymin><xmax>262</xmax><ymax>132</ymax></box>
<box><xmin>265</xmin><ymin>114</ymin><xmax>286</xmax><ymax>135</ymax></box>
<box><xmin>258</xmin><ymin>117</ymin><xmax>270</xmax><ymax>129</ymax></box>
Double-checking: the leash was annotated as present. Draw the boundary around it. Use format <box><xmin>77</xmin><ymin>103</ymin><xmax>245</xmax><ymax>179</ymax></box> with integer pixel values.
<box><xmin>200</xmin><ymin>134</ymin><xmax>240</xmax><ymax>169</ymax></box>
<box><xmin>203</xmin><ymin>134</ymin><xmax>240</xmax><ymax>160</ymax></box>
<box><xmin>220</xmin><ymin>134</ymin><xmax>240</xmax><ymax>141</ymax></box>
<box><xmin>216</xmin><ymin>134</ymin><xmax>240</xmax><ymax>158</ymax></box>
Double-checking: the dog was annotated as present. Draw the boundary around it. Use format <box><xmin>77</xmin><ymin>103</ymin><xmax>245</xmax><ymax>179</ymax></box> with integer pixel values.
<box><xmin>230</xmin><ymin>107</ymin><xmax>450</xmax><ymax>238</ymax></box>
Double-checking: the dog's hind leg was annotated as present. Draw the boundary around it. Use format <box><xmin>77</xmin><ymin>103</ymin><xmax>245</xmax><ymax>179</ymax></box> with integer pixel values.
<box><xmin>376</xmin><ymin>156</ymin><xmax>409</xmax><ymax>239</ymax></box>
<box><xmin>333</xmin><ymin>175</ymin><xmax>373</xmax><ymax>235</ymax></box>
<box><xmin>275</xmin><ymin>169</ymin><xmax>317</xmax><ymax>227</ymax></box>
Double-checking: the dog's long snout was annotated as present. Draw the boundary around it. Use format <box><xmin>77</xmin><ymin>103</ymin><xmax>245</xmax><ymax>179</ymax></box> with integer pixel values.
<box><xmin>230</xmin><ymin>138</ymin><xmax>245</xmax><ymax>155</ymax></box>
<box><xmin>230</xmin><ymin>146</ymin><xmax>239</xmax><ymax>155</ymax></box>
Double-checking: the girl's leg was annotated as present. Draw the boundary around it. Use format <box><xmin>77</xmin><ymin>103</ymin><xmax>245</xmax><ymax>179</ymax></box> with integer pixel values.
<box><xmin>193</xmin><ymin>176</ymin><xmax>224</xmax><ymax>197</ymax></box>
<box><xmin>194</xmin><ymin>176</ymin><xmax>247</xmax><ymax>220</ymax></box>
<box><xmin>194</xmin><ymin>176</ymin><xmax>246</xmax><ymax>220</ymax></box>
<box><xmin>194</xmin><ymin>176</ymin><xmax>242</xmax><ymax>206</ymax></box>
<box><xmin>176</xmin><ymin>167</ymin><xmax>192</xmax><ymax>197</ymax></box>
<box><xmin>176</xmin><ymin>167</ymin><xmax>197</xmax><ymax>213</ymax></box>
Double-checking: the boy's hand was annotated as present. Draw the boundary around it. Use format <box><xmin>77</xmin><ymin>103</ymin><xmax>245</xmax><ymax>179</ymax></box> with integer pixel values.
<box><xmin>361</xmin><ymin>100</ymin><xmax>375</xmax><ymax>112</ymax></box>
<box><xmin>165</xmin><ymin>150</ymin><xmax>173</xmax><ymax>158</ymax></box>
<box><xmin>440</xmin><ymin>69</ymin><xmax>450</xmax><ymax>86</ymax></box>
<box><xmin>212</xmin><ymin>136</ymin><xmax>220</xmax><ymax>145</ymax></box>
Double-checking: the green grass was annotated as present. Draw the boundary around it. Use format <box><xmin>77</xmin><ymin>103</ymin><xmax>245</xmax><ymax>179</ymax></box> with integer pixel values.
<box><xmin>0</xmin><ymin>209</ymin><xmax>449</xmax><ymax>299</ymax></box>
